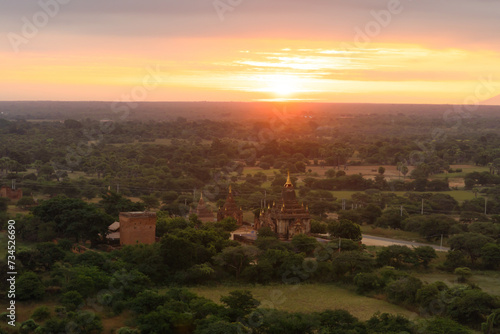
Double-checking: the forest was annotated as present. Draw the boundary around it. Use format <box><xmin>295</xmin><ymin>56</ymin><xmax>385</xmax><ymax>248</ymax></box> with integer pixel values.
<box><xmin>1</xmin><ymin>104</ymin><xmax>500</xmax><ymax>333</ymax></box>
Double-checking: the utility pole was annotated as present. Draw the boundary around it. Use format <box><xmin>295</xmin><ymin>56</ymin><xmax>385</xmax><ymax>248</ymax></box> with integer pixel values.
<box><xmin>11</xmin><ymin>179</ymin><xmax>15</xmax><ymax>190</ymax></box>
<box><xmin>400</xmin><ymin>205</ymin><xmax>403</xmax><ymax>217</ymax></box>
<box><xmin>440</xmin><ymin>234</ymin><xmax>443</xmax><ymax>251</ymax></box>
<box><xmin>264</xmin><ymin>190</ymin><xmax>267</xmax><ymax>209</ymax></box>
<box><xmin>421</xmin><ymin>199</ymin><xmax>424</xmax><ymax>215</ymax></box>
<box><xmin>485</xmin><ymin>197</ymin><xmax>488</xmax><ymax>215</ymax></box>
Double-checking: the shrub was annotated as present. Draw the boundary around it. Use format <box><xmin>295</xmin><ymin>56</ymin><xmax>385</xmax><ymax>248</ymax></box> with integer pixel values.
<box><xmin>31</xmin><ymin>306</ymin><xmax>51</xmax><ymax>321</ymax></box>
<box><xmin>60</xmin><ymin>291</ymin><xmax>84</xmax><ymax>311</ymax></box>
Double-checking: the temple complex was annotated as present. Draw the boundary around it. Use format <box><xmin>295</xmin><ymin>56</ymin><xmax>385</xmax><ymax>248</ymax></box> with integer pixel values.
<box><xmin>192</xmin><ymin>193</ymin><xmax>215</xmax><ymax>223</ymax></box>
<box><xmin>256</xmin><ymin>172</ymin><xmax>311</xmax><ymax>240</ymax></box>
<box><xmin>217</xmin><ymin>186</ymin><xmax>244</xmax><ymax>225</ymax></box>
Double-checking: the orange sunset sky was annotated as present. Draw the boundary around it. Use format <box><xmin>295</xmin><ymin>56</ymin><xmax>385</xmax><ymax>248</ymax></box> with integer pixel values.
<box><xmin>1</xmin><ymin>0</ymin><xmax>500</xmax><ymax>104</ymax></box>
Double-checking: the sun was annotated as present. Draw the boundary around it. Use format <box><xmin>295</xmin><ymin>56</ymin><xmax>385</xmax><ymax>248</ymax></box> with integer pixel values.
<box><xmin>266</xmin><ymin>74</ymin><xmax>301</xmax><ymax>96</ymax></box>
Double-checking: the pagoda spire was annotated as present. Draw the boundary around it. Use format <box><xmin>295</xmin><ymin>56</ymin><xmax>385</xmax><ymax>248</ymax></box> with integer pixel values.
<box><xmin>284</xmin><ymin>170</ymin><xmax>293</xmax><ymax>187</ymax></box>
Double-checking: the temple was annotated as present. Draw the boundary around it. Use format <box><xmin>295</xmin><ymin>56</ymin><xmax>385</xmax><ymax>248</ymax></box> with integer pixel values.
<box><xmin>192</xmin><ymin>192</ymin><xmax>215</xmax><ymax>223</ymax></box>
<box><xmin>257</xmin><ymin>172</ymin><xmax>311</xmax><ymax>240</ymax></box>
<box><xmin>217</xmin><ymin>185</ymin><xmax>244</xmax><ymax>225</ymax></box>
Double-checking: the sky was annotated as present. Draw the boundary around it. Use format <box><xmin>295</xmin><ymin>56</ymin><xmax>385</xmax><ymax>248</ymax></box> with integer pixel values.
<box><xmin>1</xmin><ymin>0</ymin><xmax>500</xmax><ymax>104</ymax></box>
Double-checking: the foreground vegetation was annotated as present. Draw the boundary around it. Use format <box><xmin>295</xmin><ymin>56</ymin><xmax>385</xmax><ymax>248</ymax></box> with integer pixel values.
<box><xmin>2</xmin><ymin>109</ymin><xmax>500</xmax><ymax>333</ymax></box>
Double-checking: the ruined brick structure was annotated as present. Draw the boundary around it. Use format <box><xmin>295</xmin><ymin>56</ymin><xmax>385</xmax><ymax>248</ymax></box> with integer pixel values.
<box><xmin>191</xmin><ymin>193</ymin><xmax>215</xmax><ymax>223</ymax></box>
<box><xmin>0</xmin><ymin>186</ymin><xmax>22</xmax><ymax>201</ymax></box>
<box><xmin>217</xmin><ymin>185</ymin><xmax>244</xmax><ymax>225</ymax></box>
<box><xmin>119</xmin><ymin>212</ymin><xmax>156</xmax><ymax>246</ymax></box>
<box><xmin>257</xmin><ymin>172</ymin><xmax>311</xmax><ymax>240</ymax></box>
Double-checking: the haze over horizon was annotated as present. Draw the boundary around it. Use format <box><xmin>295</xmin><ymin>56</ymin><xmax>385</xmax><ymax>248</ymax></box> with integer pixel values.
<box><xmin>2</xmin><ymin>0</ymin><xmax>500</xmax><ymax>105</ymax></box>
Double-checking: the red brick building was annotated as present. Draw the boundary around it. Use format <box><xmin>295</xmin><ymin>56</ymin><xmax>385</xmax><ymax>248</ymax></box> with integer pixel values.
<box><xmin>118</xmin><ymin>212</ymin><xmax>157</xmax><ymax>246</ymax></box>
<box><xmin>0</xmin><ymin>186</ymin><xmax>22</xmax><ymax>201</ymax></box>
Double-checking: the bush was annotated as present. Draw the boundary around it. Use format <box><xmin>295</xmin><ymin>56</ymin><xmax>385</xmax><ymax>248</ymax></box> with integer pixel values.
<box><xmin>31</xmin><ymin>306</ymin><xmax>51</xmax><ymax>321</ymax></box>
<box><xmin>60</xmin><ymin>291</ymin><xmax>84</xmax><ymax>311</ymax></box>
<box><xmin>385</xmin><ymin>276</ymin><xmax>423</xmax><ymax>305</ymax></box>
<box><xmin>354</xmin><ymin>273</ymin><xmax>381</xmax><ymax>294</ymax></box>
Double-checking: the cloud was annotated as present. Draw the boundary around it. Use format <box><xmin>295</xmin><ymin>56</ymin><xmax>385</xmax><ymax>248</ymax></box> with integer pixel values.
<box><xmin>1</xmin><ymin>0</ymin><xmax>498</xmax><ymax>49</ymax></box>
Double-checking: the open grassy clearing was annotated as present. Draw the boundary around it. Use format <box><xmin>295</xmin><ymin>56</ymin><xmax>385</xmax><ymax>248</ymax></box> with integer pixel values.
<box><xmin>431</xmin><ymin>165</ymin><xmax>489</xmax><ymax>179</ymax></box>
<box><xmin>190</xmin><ymin>284</ymin><xmax>417</xmax><ymax>321</ymax></box>
<box><xmin>415</xmin><ymin>271</ymin><xmax>500</xmax><ymax>297</ymax></box>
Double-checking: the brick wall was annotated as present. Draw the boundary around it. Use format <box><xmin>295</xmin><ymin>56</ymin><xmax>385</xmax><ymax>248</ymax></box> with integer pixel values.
<box><xmin>119</xmin><ymin>212</ymin><xmax>156</xmax><ymax>246</ymax></box>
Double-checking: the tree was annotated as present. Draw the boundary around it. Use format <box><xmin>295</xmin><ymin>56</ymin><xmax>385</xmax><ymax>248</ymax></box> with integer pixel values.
<box><xmin>291</xmin><ymin>234</ymin><xmax>319</xmax><ymax>256</ymax></box>
<box><xmin>385</xmin><ymin>276</ymin><xmax>423</xmax><ymax>305</ymax></box>
<box><xmin>447</xmin><ymin>288</ymin><xmax>499</xmax><ymax>328</ymax></box>
<box><xmin>376</xmin><ymin>208</ymin><xmax>408</xmax><ymax>229</ymax></box>
<box><xmin>414</xmin><ymin>246</ymin><xmax>438</xmax><ymax>268</ymax></box>
<box><xmin>333</xmin><ymin>251</ymin><xmax>375</xmax><ymax>278</ymax></box>
<box><xmin>454</xmin><ymin>267</ymin><xmax>472</xmax><ymax>283</ymax></box>
<box><xmin>416</xmin><ymin>317</ymin><xmax>472</xmax><ymax>334</ymax></box>
<box><xmin>60</xmin><ymin>290</ymin><xmax>84</xmax><ymax>311</ymax></box>
<box><xmin>376</xmin><ymin>245</ymin><xmax>417</xmax><ymax>269</ymax></box>
<box><xmin>366</xmin><ymin>312</ymin><xmax>413</xmax><ymax>334</ymax></box>
<box><xmin>99</xmin><ymin>191</ymin><xmax>145</xmax><ymax>218</ymax></box>
<box><xmin>213</xmin><ymin>245</ymin><xmax>260</xmax><ymax>279</ymax></box>
<box><xmin>354</xmin><ymin>272</ymin><xmax>381</xmax><ymax>294</ymax></box>
<box><xmin>378</xmin><ymin>166</ymin><xmax>386</xmax><ymax>175</ymax></box>
<box><xmin>16</xmin><ymin>196</ymin><xmax>36</xmax><ymax>209</ymax></box>
<box><xmin>449</xmin><ymin>233</ymin><xmax>494</xmax><ymax>265</ymax></box>
<box><xmin>481</xmin><ymin>243</ymin><xmax>500</xmax><ymax>270</ymax></box>
<box><xmin>17</xmin><ymin>271</ymin><xmax>45</xmax><ymax>301</ymax></box>
<box><xmin>32</xmin><ymin>196</ymin><xmax>114</xmax><ymax>246</ymax></box>
<box><xmin>140</xmin><ymin>195</ymin><xmax>160</xmax><ymax>210</ymax></box>
<box><xmin>220</xmin><ymin>290</ymin><xmax>260</xmax><ymax>321</ymax></box>
<box><xmin>317</xmin><ymin>309</ymin><xmax>365</xmax><ymax>332</ymax></box>
<box><xmin>328</xmin><ymin>219</ymin><xmax>362</xmax><ymax>241</ymax></box>
<box><xmin>362</xmin><ymin>204</ymin><xmax>383</xmax><ymax>225</ymax></box>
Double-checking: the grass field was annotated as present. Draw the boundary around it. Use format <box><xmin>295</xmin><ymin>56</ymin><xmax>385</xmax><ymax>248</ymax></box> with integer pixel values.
<box><xmin>415</xmin><ymin>271</ymin><xmax>500</xmax><ymax>297</ymax></box>
<box><xmin>432</xmin><ymin>165</ymin><xmax>489</xmax><ymax>179</ymax></box>
<box><xmin>190</xmin><ymin>284</ymin><xmax>417</xmax><ymax>321</ymax></box>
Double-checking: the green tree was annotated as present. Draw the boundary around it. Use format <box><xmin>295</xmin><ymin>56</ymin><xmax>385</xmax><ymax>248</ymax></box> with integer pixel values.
<box><xmin>99</xmin><ymin>192</ymin><xmax>145</xmax><ymax>218</ymax></box>
<box><xmin>414</xmin><ymin>246</ymin><xmax>438</xmax><ymax>268</ymax></box>
<box><xmin>32</xmin><ymin>196</ymin><xmax>114</xmax><ymax>246</ymax></box>
<box><xmin>328</xmin><ymin>219</ymin><xmax>362</xmax><ymax>241</ymax></box>
<box><xmin>482</xmin><ymin>243</ymin><xmax>500</xmax><ymax>270</ymax></box>
<box><xmin>416</xmin><ymin>317</ymin><xmax>472</xmax><ymax>334</ymax></box>
<box><xmin>17</xmin><ymin>272</ymin><xmax>45</xmax><ymax>301</ymax></box>
<box><xmin>213</xmin><ymin>245</ymin><xmax>260</xmax><ymax>279</ymax></box>
<box><xmin>60</xmin><ymin>290</ymin><xmax>84</xmax><ymax>311</ymax></box>
<box><xmin>291</xmin><ymin>234</ymin><xmax>319</xmax><ymax>256</ymax></box>
<box><xmin>454</xmin><ymin>267</ymin><xmax>472</xmax><ymax>283</ymax></box>
<box><xmin>449</xmin><ymin>233</ymin><xmax>494</xmax><ymax>265</ymax></box>
<box><xmin>140</xmin><ymin>195</ymin><xmax>160</xmax><ymax>210</ymax></box>
<box><xmin>376</xmin><ymin>245</ymin><xmax>417</xmax><ymax>269</ymax></box>
<box><xmin>447</xmin><ymin>288</ymin><xmax>500</xmax><ymax>328</ymax></box>
<box><xmin>366</xmin><ymin>312</ymin><xmax>413</xmax><ymax>334</ymax></box>
<box><xmin>385</xmin><ymin>276</ymin><xmax>423</xmax><ymax>305</ymax></box>
<box><xmin>375</xmin><ymin>208</ymin><xmax>408</xmax><ymax>229</ymax></box>
<box><xmin>220</xmin><ymin>290</ymin><xmax>260</xmax><ymax>321</ymax></box>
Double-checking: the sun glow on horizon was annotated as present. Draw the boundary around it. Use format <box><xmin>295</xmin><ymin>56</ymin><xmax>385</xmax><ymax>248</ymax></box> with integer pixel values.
<box><xmin>265</xmin><ymin>74</ymin><xmax>302</xmax><ymax>97</ymax></box>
